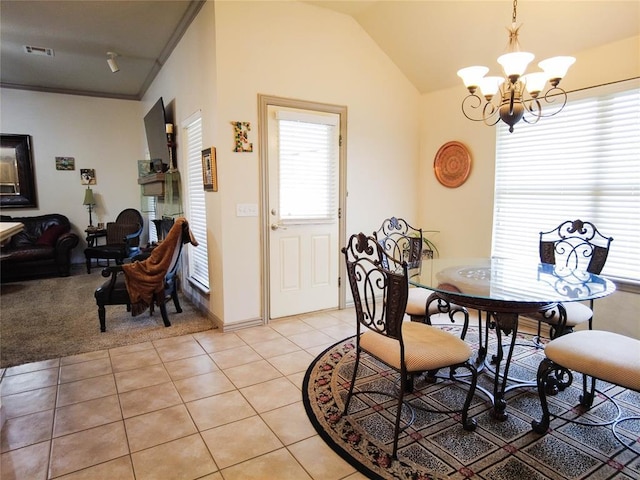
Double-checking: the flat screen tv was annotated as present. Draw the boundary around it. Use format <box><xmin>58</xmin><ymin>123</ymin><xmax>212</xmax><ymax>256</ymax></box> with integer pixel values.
<box><xmin>144</xmin><ymin>97</ymin><xmax>171</xmax><ymax>170</ymax></box>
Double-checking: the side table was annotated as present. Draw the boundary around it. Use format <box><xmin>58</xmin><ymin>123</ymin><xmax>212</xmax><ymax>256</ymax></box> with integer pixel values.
<box><xmin>85</xmin><ymin>228</ymin><xmax>107</xmax><ymax>247</ymax></box>
<box><xmin>85</xmin><ymin>228</ymin><xmax>108</xmax><ymax>270</ymax></box>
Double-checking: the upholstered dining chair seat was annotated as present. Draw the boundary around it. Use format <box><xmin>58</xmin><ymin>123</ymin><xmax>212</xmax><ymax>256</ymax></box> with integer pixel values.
<box><xmin>405</xmin><ymin>287</ymin><xmax>464</xmax><ymax>317</ymax></box>
<box><xmin>544</xmin><ymin>330</ymin><xmax>640</xmax><ymax>391</ymax></box>
<box><xmin>360</xmin><ymin>321</ymin><xmax>472</xmax><ymax>372</ymax></box>
<box><xmin>532</xmin><ymin>330</ymin><xmax>640</xmax><ymax>436</ymax></box>
<box><xmin>531</xmin><ymin>302</ymin><xmax>593</xmax><ymax>328</ymax></box>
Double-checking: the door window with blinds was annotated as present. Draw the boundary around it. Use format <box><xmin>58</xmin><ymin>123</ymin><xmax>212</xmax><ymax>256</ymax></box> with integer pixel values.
<box><xmin>491</xmin><ymin>81</ymin><xmax>640</xmax><ymax>286</ymax></box>
<box><xmin>184</xmin><ymin>113</ymin><xmax>209</xmax><ymax>291</ymax></box>
<box><xmin>275</xmin><ymin>110</ymin><xmax>339</xmax><ymax>224</ymax></box>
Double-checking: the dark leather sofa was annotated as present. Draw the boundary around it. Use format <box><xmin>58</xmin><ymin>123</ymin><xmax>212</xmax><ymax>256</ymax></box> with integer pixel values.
<box><xmin>0</xmin><ymin>213</ymin><xmax>79</xmax><ymax>281</ymax></box>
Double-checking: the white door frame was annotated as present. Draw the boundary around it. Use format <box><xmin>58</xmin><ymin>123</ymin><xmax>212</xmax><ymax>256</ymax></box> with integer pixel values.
<box><xmin>258</xmin><ymin>94</ymin><xmax>348</xmax><ymax>323</ymax></box>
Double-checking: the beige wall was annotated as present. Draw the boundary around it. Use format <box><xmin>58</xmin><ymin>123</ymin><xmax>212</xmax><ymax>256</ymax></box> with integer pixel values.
<box><xmin>143</xmin><ymin>0</ymin><xmax>422</xmax><ymax>328</ymax></box>
<box><xmin>141</xmin><ymin>0</ymin><xmax>220</xmax><ymax>321</ymax></box>
<box><xmin>0</xmin><ymin>89</ymin><xmax>143</xmax><ymax>263</ymax></box>
<box><xmin>418</xmin><ymin>35</ymin><xmax>640</xmax><ymax>338</ymax></box>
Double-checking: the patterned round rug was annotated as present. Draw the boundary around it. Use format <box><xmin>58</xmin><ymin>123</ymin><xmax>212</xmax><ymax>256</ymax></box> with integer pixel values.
<box><xmin>302</xmin><ymin>327</ymin><xmax>640</xmax><ymax>480</ymax></box>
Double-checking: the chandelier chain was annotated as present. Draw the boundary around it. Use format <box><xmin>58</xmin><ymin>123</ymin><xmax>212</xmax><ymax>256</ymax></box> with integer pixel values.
<box><xmin>512</xmin><ymin>0</ymin><xmax>518</xmax><ymax>23</ymax></box>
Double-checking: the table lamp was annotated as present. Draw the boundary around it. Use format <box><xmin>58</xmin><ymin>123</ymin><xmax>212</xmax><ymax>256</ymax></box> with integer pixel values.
<box><xmin>83</xmin><ymin>186</ymin><xmax>96</xmax><ymax>228</ymax></box>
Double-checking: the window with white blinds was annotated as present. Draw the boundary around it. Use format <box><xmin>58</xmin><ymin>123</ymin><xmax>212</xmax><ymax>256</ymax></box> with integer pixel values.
<box><xmin>276</xmin><ymin>110</ymin><xmax>338</xmax><ymax>223</ymax></box>
<box><xmin>184</xmin><ymin>114</ymin><xmax>209</xmax><ymax>290</ymax></box>
<box><xmin>141</xmin><ymin>195</ymin><xmax>157</xmax><ymax>243</ymax></box>
<box><xmin>491</xmin><ymin>81</ymin><xmax>640</xmax><ymax>285</ymax></box>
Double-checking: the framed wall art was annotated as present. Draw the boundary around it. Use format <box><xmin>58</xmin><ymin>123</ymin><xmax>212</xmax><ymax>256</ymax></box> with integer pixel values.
<box><xmin>55</xmin><ymin>156</ymin><xmax>75</xmax><ymax>170</ymax></box>
<box><xmin>0</xmin><ymin>134</ymin><xmax>37</xmax><ymax>208</ymax></box>
<box><xmin>202</xmin><ymin>147</ymin><xmax>218</xmax><ymax>192</ymax></box>
<box><xmin>80</xmin><ymin>168</ymin><xmax>96</xmax><ymax>185</ymax></box>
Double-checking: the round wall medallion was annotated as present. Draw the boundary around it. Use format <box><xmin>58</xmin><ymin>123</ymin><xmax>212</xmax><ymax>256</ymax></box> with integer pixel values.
<box><xmin>433</xmin><ymin>141</ymin><xmax>471</xmax><ymax>188</ymax></box>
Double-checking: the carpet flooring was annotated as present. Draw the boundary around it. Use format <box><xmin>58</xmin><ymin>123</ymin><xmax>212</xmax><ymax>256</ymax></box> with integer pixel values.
<box><xmin>303</xmin><ymin>326</ymin><xmax>640</xmax><ymax>480</ymax></box>
<box><xmin>0</xmin><ymin>267</ymin><xmax>215</xmax><ymax>368</ymax></box>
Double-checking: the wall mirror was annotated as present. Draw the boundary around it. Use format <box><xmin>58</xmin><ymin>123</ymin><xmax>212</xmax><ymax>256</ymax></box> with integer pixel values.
<box><xmin>0</xmin><ymin>134</ymin><xmax>37</xmax><ymax>208</ymax></box>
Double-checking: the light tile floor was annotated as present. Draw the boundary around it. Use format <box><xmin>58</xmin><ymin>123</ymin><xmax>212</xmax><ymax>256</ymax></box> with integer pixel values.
<box><xmin>0</xmin><ymin>308</ymin><xmax>372</xmax><ymax>480</ymax></box>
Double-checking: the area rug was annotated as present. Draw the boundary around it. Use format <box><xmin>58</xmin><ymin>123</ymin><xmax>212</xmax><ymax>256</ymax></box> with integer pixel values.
<box><xmin>0</xmin><ymin>267</ymin><xmax>215</xmax><ymax>368</ymax></box>
<box><xmin>303</xmin><ymin>326</ymin><xmax>640</xmax><ymax>480</ymax></box>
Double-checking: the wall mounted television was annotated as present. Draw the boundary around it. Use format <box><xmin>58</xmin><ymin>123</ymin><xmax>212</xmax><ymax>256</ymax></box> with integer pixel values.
<box><xmin>144</xmin><ymin>97</ymin><xmax>171</xmax><ymax>171</ymax></box>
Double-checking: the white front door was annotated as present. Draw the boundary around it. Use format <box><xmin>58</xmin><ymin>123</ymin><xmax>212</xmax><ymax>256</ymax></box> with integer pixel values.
<box><xmin>264</xmin><ymin>102</ymin><xmax>343</xmax><ymax>319</ymax></box>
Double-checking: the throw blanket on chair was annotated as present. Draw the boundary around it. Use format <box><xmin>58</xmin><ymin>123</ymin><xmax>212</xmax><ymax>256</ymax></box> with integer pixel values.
<box><xmin>123</xmin><ymin>217</ymin><xmax>198</xmax><ymax>317</ymax></box>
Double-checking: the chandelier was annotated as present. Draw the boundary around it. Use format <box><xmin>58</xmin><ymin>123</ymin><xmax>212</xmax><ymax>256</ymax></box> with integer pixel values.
<box><xmin>456</xmin><ymin>0</ymin><xmax>575</xmax><ymax>133</ymax></box>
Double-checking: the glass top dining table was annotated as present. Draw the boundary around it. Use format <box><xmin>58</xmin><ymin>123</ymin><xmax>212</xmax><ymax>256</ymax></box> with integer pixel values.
<box><xmin>408</xmin><ymin>257</ymin><xmax>617</xmax><ymax>419</ymax></box>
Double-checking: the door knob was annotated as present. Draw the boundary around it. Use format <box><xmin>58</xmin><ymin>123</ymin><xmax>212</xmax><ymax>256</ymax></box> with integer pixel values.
<box><xmin>271</xmin><ymin>223</ymin><xmax>287</xmax><ymax>231</ymax></box>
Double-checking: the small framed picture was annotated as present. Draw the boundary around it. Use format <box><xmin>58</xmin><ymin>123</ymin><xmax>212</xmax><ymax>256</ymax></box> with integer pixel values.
<box><xmin>55</xmin><ymin>157</ymin><xmax>75</xmax><ymax>170</ymax></box>
<box><xmin>137</xmin><ymin>160</ymin><xmax>153</xmax><ymax>177</ymax></box>
<box><xmin>202</xmin><ymin>147</ymin><xmax>217</xmax><ymax>192</ymax></box>
<box><xmin>80</xmin><ymin>169</ymin><xmax>96</xmax><ymax>185</ymax></box>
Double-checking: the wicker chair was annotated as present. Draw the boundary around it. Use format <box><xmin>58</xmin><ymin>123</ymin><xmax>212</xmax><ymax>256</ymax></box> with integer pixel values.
<box><xmin>84</xmin><ymin>208</ymin><xmax>143</xmax><ymax>273</ymax></box>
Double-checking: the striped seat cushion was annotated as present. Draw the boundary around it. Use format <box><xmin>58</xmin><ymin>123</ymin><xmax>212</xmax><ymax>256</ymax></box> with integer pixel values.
<box><xmin>545</xmin><ymin>330</ymin><xmax>640</xmax><ymax>391</ymax></box>
<box><xmin>534</xmin><ymin>302</ymin><xmax>593</xmax><ymax>327</ymax></box>
<box><xmin>360</xmin><ymin>321</ymin><xmax>471</xmax><ymax>372</ymax></box>
<box><xmin>405</xmin><ymin>287</ymin><xmax>464</xmax><ymax>317</ymax></box>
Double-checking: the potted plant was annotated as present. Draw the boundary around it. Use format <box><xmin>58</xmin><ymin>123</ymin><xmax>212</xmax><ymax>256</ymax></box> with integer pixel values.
<box><xmin>421</xmin><ymin>230</ymin><xmax>439</xmax><ymax>258</ymax></box>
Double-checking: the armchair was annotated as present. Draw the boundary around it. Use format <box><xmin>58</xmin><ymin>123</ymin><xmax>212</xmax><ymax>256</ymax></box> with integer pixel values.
<box><xmin>84</xmin><ymin>208</ymin><xmax>143</xmax><ymax>273</ymax></box>
<box><xmin>94</xmin><ymin>217</ymin><xmax>198</xmax><ymax>332</ymax></box>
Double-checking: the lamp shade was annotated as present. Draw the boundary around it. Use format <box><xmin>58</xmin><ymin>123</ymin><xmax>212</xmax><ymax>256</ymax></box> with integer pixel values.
<box><xmin>479</xmin><ymin>76</ymin><xmax>504</xmax><ymax>98</ymax></box>
<box><xmin>538</xmin><ymin>56</ymin><xmax>576</xmax><ymax>84</ymax></box>
<box><xmin>83</xmin><ymin>187</ymin><xmax>96</xmax><ymax>206</ymax></box>
<box><xmin>457</xmin><ymin>66</ymin><xmax>489</xmax><ymax>90</ymax></box>
<box><xmin>522</xmin><ymin>72</ymin><xmax>549</xmax><ymax>95</ymax></box>
<box><xmin>497</xmin><ymin>51</ymin><xmax>535</xmax><ymax>78</ymax></box>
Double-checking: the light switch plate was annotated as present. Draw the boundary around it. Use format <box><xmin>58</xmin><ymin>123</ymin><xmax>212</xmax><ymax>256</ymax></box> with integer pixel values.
<box><xmin>237</xmin><ymin>203</ymin><xmax>259</xmax><ymax>217</ymax></box>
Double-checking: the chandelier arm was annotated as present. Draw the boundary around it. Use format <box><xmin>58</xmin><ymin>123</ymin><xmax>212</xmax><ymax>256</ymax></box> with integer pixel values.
<box><xmin>462</xmin><ymin>94</ymin><xmax>499</xmax><ymax>125</ymax></box>
<box><xmin>522</xmin><ymin>98</ymin><xmax>542</xmax><ymax>125</ymax></box>
<box><xmin>536</xmin><ymin>86</ymin><xmax>569</xmax><ymax>118</ymax></box>
<box><xmin>482</xmin><ymin>103</ymin><xmax>501</xmax><ymax>126</ymax></box>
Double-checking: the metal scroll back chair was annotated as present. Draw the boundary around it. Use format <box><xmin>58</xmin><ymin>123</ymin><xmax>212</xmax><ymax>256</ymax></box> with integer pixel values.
<box><xmin>373</xmin><ymin>217</ymin><xmax>471</xmax><ymax>339</ymax></box>
<box><xmin>342</xmin><ymin>233</ymin><xmax>477</xmax><ymax>459</ymax></box>
<box><xmin>84</xmin><ymin>208</ymin><xmax>143</xmax><ymax>273</ymax></box>
<box><xmin>536</xmin><ymin>219</ymin><xmax>613</xmax><ymax>339</ymax></box>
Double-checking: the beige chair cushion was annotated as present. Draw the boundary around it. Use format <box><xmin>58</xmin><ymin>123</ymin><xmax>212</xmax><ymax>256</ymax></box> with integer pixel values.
<box><xmin>535</xmin><ymin>302</ymin><xmax>593</xmax><ymax>327</ymax></box>
<box><xmin>545</xmin><ymin>330</ymin><xmax>640</xmax><ymax>391</ymax></box>
<box><xmin>405</xmin><ymin>287</ymin><xmax>463</xmax><ymax>317</ymax></box>
<box><xmin>360</xmin><ymin>321</ymin><xmax>472</xmax><ymax>373</ymax></box>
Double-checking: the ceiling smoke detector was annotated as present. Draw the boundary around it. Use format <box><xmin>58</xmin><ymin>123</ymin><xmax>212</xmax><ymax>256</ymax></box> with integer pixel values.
<box><xmin>23</xmin><ymin>45</ymin><xmax>55</xmax><ymax>57</ymax></box>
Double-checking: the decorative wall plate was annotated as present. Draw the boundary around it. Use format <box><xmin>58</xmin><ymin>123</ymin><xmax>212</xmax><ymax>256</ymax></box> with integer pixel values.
<box><xmin>433</xmin><ymin>141</ymin><xmax>471</xmax><ymax>188</ymax></box>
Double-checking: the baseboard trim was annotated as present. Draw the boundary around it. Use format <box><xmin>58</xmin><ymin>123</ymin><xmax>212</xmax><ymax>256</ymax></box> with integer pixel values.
<box><xmin>221</xmin><ymin>318</ymin><xmax>264</xmax><ymax>332</ymax></box>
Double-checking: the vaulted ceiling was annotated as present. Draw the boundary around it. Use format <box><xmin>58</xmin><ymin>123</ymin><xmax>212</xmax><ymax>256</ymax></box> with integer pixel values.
<box><xmin>1</xmin><ymin>1</ymin><xmax>638</xmax><ymax>100</ymax></box>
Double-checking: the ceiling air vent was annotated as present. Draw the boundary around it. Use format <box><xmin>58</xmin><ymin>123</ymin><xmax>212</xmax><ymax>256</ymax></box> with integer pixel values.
<box><xmin>23</xmin><ymin>45</ymin><xmax>55</xmax><ymax>57</ymax></box>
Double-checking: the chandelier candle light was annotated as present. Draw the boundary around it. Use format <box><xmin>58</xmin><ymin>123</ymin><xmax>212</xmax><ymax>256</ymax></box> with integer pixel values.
<box><xmin>457</xmin><ymin>0</ymin><xmax>575</xmax><ymax>132</ymax></box>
